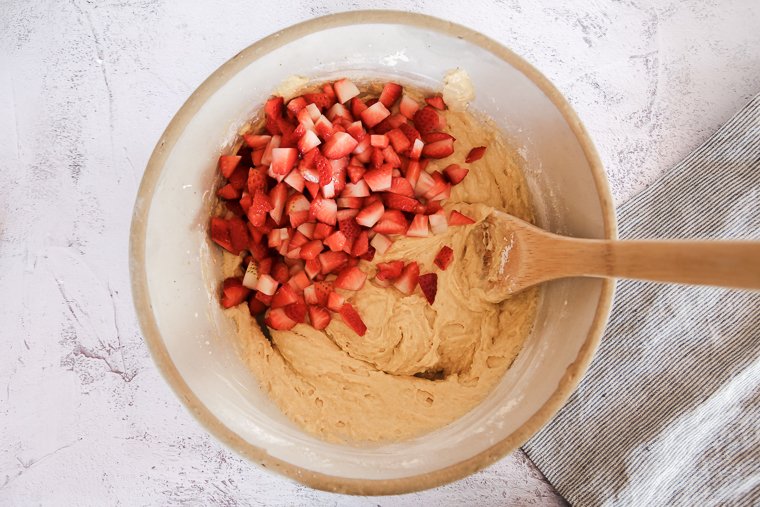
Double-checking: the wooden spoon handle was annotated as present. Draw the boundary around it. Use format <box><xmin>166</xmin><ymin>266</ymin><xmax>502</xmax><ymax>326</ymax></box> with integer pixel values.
<box><xmin>559</xmin><ymin>239</ymin><xmax>760</xmax><ymax>290</ymax></box>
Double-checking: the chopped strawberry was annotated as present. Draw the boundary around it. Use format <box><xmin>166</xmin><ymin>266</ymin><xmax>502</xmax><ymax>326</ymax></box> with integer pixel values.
<box><xmin>324</xmin><ymin>230</ymin><xmax>347</xmax><ymax>252</ymax></box>
<box><xmin>261</xmin><ymin>135</ymin><xmax>281</xmax><ymax>166</ymax></box>
<box><xmin>422</xmin><ymin>172</ymin><xmax>449</xmax><ymax>200</ymax></box>
<box><xmin>370</xmin><ymin>134</ymin><xmax>389</xmax><ymax>148</ymax></box>
<box><xmin>421</xmin><ymin>131</ymin><xmax>454</xmax><ymax>143</ymax></box>
<box><xmin>284</xmin><ymin>169</ymin><xmax>305</xmax><ymax>193</ymax></box>
<box><xmin>346</xmin><ymin>121</ymin><xmax>366</xmax><ymax>143</ymax></box>
<box><xmin>444</xmin><ymin>163</ymin><xmax>469</xmax><ymax>184</ymax></box>
<box><xmin>220</xmin><ymin>277</ymin><xmax>250</xmax><ymax>308</ymax></box>
<box><xmin>382</xmin><ymin>193</ymin><xmax>420</xmax><ymax>212</ymax></box>
<box><xmin>243</xmin><ymin>134</ymin><xmax>272</xmax><ymax>149</ymax></box>
<box><xmin>286</xmin><ymin>96</ymin><xmax>307</xmax><ymax>118</ymax></box>
<box><xmin>285</xmin><ymin>193</ymin><xmax>310</xmax><ymax>228</ymax></box>
<box><xmin>386</xmin><ymin>128</ymin><xmax>411</xmax><ymax>153</ymax></box>
<box><xmin>289</xmin><ymin>231</ymin><xmax>309</xmax><ymax>249</ymax></box>
<box><xmin>251</xmin><ymin>149</ymin><xmax>265</xmax><ymax>166</ymax></box>
<box><xmin>308</xmin><ymin>305</ymin><xmax>331</xmax><ymax>330</ymax></box>
<box><xmin>323</xmin><ymin>131</ymin><xmax>359</xmax><ymax>159</ymax></box>
<box><xmin>465</xmin><ymin>146</ymin><xmax>487</xmax><ymax>163</ymax></box>
<box><xmin>327</xmin><ymin>292</ymin><xmax>345</xmax><ymax>312</ymax></box>
<box><xmin>373</xmin><ymin>209</ymin><xmax>408</xmax><ymax>235</ymax></box>
<box><xmin>271</xmin><ymin>284</ymin><xmax>299</xmax><ymax>308</ymax></box>
<box><xmin>271</xmin><ymin>261</ymin><xmax>290</xmax><ymax>284</ymax></box>
<box><xmin>247</xmin><ymin>166</ymin><xmax>268</xmax><ymax>195</ymax></box>
<box><xmin>347</xmin><ymin>164</ymin><xmax>366</xmax><ymax>184</ymax></box>
<box><xmin>227</xmin><ymin>217</ymin><xmax>249</xmax><ymax>252</ymax></box>
<box><xmin>337</xmin><ymin>208</ymin><xmax>359</xmax><ymax>221</ymax></box>
<box><xmin>422</xmin><ymin>138</ymin><xmax>454</xmax><ymax>159</ymax></box>
<box><xmin>406</xmin><ymin>214</ymin><xmax>429</xmax><ymax>237</ymax></box>
<box><xmin>360</xmin><ymin>102</ymin><xmax>391</xmax><ymax>128</ymax></box>
<box><xmin>393</xmin><ymin>261</ymin><xmax>419</xmax><ymax>296</ymax></box>
<box><xmin>355</xmin><ymin>200</ymin><xmax>385</xmax><ymax>227</ymax></box>
<box><xmin>339</xmin><ymin>303</ymin><xmax>367</xmax><ymax>336</ymax></box>
<box><xmin>449</xmin><ymin>210</ymin><xmax>476</xmax><ymax>225</ymax></box>
<box><xmin>381</xmin><ymin>146</ymin><xmax>401</xmax><ymax>168</ymax></box>
<box><xmin>304</xmin><ymin>181</ymin><xmax>320</xmax><ymax>199</ymax></box>
<box><xmin>247</xmin><ymin>191</ymin><xmax>273</xmax><ymax>227</ymax></box>
<box><xmin>314</xmin><ymin>281</ymin><xmax>332</xmax><ymax>306</ymax></box>
<box><xmin>265</xmin><ymin>307</ymin><xmax>297</xmax><ymax>330</ymax></box>
<box><xmin>217</xmin><ymin>183</ymin><xmax>240</xmax><ymax>200</ymax></box>
<box><xmin>379</xmin><ymin>82</ymin><xmax>402</xmax><ymax>107</ymax></box>
<box><xmin>350</xmin><ymin>97</ymin><xmax>368</xmax><ymax>118</ymax></box>
<box><xmin>341</xmin><ymin>179</ymin><xmax>371</xmax><ymax>197</ymax></box>
<box><xmin>258</xmin><ymin>257</ymin><xmax>273</xmax><ymax>275</ymax></box>
<box><xmin>363</xmin><ymin>165</ymin><xmax>392</xmax><ymax>192</ymax></box>
<box><xmin>283</xmin><ymin>302</ymin><xmax>307</xmax><ymax>323</ymax></box>
<box><xmin>248</xmin><ymin>297</ymin><xmax>268</xmax><ymax>316</ymax></box>
<box><xmin>376</xmin><ymin>260</ymin><xmax>404</xmax><ymax>282</ymax></box>
<box><xmin>337</xmin><ymin>216</ymin><xmax>360</xmax><ymax>247</ymax></box>
<box><xmin>297</xmin><ymin>129</ymin><xmax>321</xmax><ymax>154</ymax></box>
<box><xmin>414</xmin><ymin>171</ymin><xmax>435</xmax><ymax>198</ymax></box>
<box><xmin>327</xmin><ymin>103</ymin><xmax>353</xmax><ymax>123</ymax></box>
<box><xmin>418</xmin><ymin>273</ymin><xmax>438</xmax><ymax>305</ymax></box>
<box><xmin>289</xmin><ymin>270</ymin><xmax>311</xmax><ymax>291</ymax></box>
<box><xmin>303</xmin><ymin>285</ymin><xmax>319</xmax><ymax>304</ymax></box>
<box><xmin>255</xmin><ymin>291</ymin><xmax>273</xmax><ymax>306</ymax></box>
<box><xmin>312</xmin><ymin>223</ymin><xmax>334</xmax><ymax>240</ymax></box>
<box><xmin>351</xmin><ymin>230</ymin><xmax>369</xmax><ymax>257</ymax></box>
<box><xmin>304</xmin><ymin>258</ymin><xmax>321</xmax><ymax>279</ymax></box>
<box><xmin>337</xmin><ymin>197</ymin><xmax>364</xmax><ymax>209</ymax></box>
<box><xmin>218</xmin><ymin>155</ymin><xmax>242</xmax><ymax>178</ymax></box>
<box><xmin>270</xmin><ymin>148</ymin><xmax>298</xmax><ymax>175</ymax></box>
<box><xmin>228</xmin><ymin>164</ymin><xmax>249</xmax><ymax>191</ymax></box>
<box><xmin>409</xmin><ymin>138</ymin><xmax>424</xmax><ymax>160</ymax></box>
<box><xmin>425</xmin><ymin>95</ymin><xmax>445</xmax><ymax>110</ymax></box>
<box><xmin>315</xmin><ymin>115</ymin><xmax>334</xmax><ymax>139</ymax></box>
<box><xmin>309</xmin><ymin>196</ymin><xmax>337</xmax><ymax>226</ymax></box>
<box><xmin>333</xmin><ymin>78</ymin><xmax>360</xmax><ymax>104</ymax></box>
<box><xmin>434</xmin><ymin>245</ymin><xmax>454</xmax><ymax>270</ymax></box>
<box><xmin>429</xmin><ymin>210</ymin><xmax>448</xmax><ymax>234</ymax></box>
<box><xmin>389</xmin><ymin>177</ymin><xmax>415</xmax><ymax>197</ymax></box>
<box><xmin>370</xmin><ymin>233</ymin><xmax>393</xmax><ymax>255</ymax></box>
<box><xmin>299</xmin><ymin>239</ymin><xmax>324</xmax><ymax>260</ymax></box>
<box><xmin>360</xmin><ymin>245</ymin><xmax>375</xmax><ymax>261</ymax></box>
<box><xmin>265</xmin><ymin>96</ymin><xmax>284</xmax><ymax>120</ymax></box>
<box><xmin>255</xmin><ymin>273</ymin><xmax>279</xmax><ymax>296</ymax></box>
<box><xmin>268</xmin><ymin>182</ymin><xmax>288</xmax><ymax>225</ymax></box>
<box><xmin>318</xmin><ymin>250</ymin><xmax>348</xmax><ymax>274</ymax></box>
<box><xmin>399</xmin><ymin>95</ymin><xmax>419</xmax><ymax>119</ymax></box>
<box><xmin>404</xmin><ymin>160</ymin><xmax>421</xmax><ymax>188</ymax></box>
<box><xmin>413</xmin><ymin>106</ymin><xmax>440</xmax><ymax>133</ymax></box>
<box><xmin>303</xmin><ymin>92</ymin><xmax>333</xmax><ymax>111</ymax></box>
<box><xmin>335</xmin><ymin>266</ymin><xmax>367</xmax><ymax>291</ymax></box>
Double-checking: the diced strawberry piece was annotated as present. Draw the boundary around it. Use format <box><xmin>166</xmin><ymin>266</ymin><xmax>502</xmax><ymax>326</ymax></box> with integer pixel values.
<box><xmin>369</xmin><ymin>146</ymin><xmax>384</xmax><ymax>168</ymax></box>
<box><xmin>217</xmin><ymin>183</ymin><xmax>240</xmax><ymax>200</ymax></box>
<box><xmin>327</xmin><ymin>292</ymin><xmax>345</xmax><ymax>312</ymax></box>
<box><xmin>247</xmin><ymin>166</ymin><xmax>268</xmax><ymax>195</ymax></box>
<box><xmin>255</xmin><ymin>291</ymin><xmax>273</xmax><ymax>306</ymax></box>
<box><xmin>286</xmin><ymin>96</ymin><xmax>307</xmax><ymax>118</ymax></box>
<box><xmin>327</xmin><ymin>102</ymin><xmax>353</xmax><ymax>123</ymax></box>
<box><xmin>304</xmin><ymin>92</ymin><xmax>333</xmax><ymax>112</ymax></box>
<box><xmin>256</xmin><ymin>273</ymin><xmax>279</xmax><ymax>296</ymax></box>
<box><xmin>386</xmin><ymin>128</ymin><xmax>411</xmax><ymax>153</ymax></box>
<box><xmin>218</xmin><ymin>155</ymin><xmax>242</xmax><ymax>178</ymax></box>
<box><xmin>248</xmin><ymin>239</ymin><xmax>269</xmax><ymax>261</ymax></box>
<box><xmin>423</xmin><ymin>172</ymin><xmax>449</xmax><ymax>200</ymax></box>
<box><xmin>289</xmin><ymin>270</ymin><xmax>311</xmax><ymax>291</ymax></box>
<box><xmin>303</xmin><ymin>285</ymin><xmax>319</xmax><ymax>304</ymax></box>
<box><xmin>382</xmin><ymin>193</ymin><xmax>420</xmax><ymax>212</ymax></box>
<box><xmin>297</xmin><ymin>130</ymin><xmax>321</xmax><ymax>154</ymax></box>
<box><xmin>364</xmin><ymin>165</ymin><xmax>392</xmax><ymax>192</ymax></box>
<box><xmin>414</xmin><ymin>171</ymin><xmax>435</xmax><ymax>198</ymax></box>
<box><xmin>309</xmin><ymin>196</ymin><xmax>337</xmax><ymax>226</ymax></box>
<box><xmin>322</xmin><ymin>131</ymin><xmax>359</xmax><ymax>159</ymax></box>
<box><xmin>422</xmin><ymin>138</ymin><xmax>454</xmax><ymax>159</ymax></box>
<box><xmin>405</xmin><ymin>160</ymin><xmax>421</xmax><ymax>188</ymax></box>
<box><xmin>355</xmin><ymin>200</ymin><xmax>385</xmax><ymax>228</ymax></box>
<box><xmin>270</xmin><ymin>148</ymin><xmax>298</xmax><ymax>175</ymax></box>
<box><xmin>429</xmin><ymin>182</ymin><xmax>451</xmax><ymax>201</ymax></box>
<box><xmin>265</xmin><ymin>307</ymin><xmax>297</xmax><ymax>330</ymax></box>
<box><xmin>252</xmin><ymin>148</ymin><xmax>265</xmax><ymax>166</ymax></box>
<box><xmin>429</xmin><ymin>210</ymin><xmax>449</xmax><ymax>235</ymax></box>
<box><xmin>335</xmin><ymin>266</ymin><xmax>367</xmax><ymax>291</ymax></box>
<box><xmin>226</xmin><ymin>199</ymin><xmax>245</xmax><ymax>217</ymax></box>
<box><xmin>318</xmin><ymin>251</ymin><xmax>348</xmax><ymax>274</ymax></box>
<box><xmin>337</xmin><ymin>216</ymin><xmax>360</xmax><ymax>244</ymax></box>
<box><xmin>376</xmin><ymin>260</ymin><xmax>404</xmax><ymax>281</ymax></box>
<box><xmin>271</xmin><ymin>284</ymin><xmax>299</xmax><ymax>308</ymax></box>
<box><xmin>228</xmin><ymin>164</ymin><xmax>249</xmax><ymax>191</ymax></box>
<box><xmin>449</xmin><ymin>210</ymin><xmax>476</xmax><ymax>225</ymax></box>
<box><xmin>398</xmin><ymin>122</ymin><xmax>421</xmax><ymax>142</ymax></box>
<box><xmin>421</xmin><ymin>131</ymin><xmax>454</xmax><ymax>143</ymax></box>
<box><xmin>297</xmin><ymin>222</ymin><xmax>316</xmax><ymax>239</ymax></box>
<box><xmin>299</xmin><ymin>239</ymin><xmax>324</xmax><ymax>260</ymax></box>
<box><xmin>304</xmin><ymin>181</ymin><xmax>320</xmax><ymax>199</ymax></box>
<box><xmin>338</xmin><ymin>303</ymin><xmax>366</xmax><ymax>336</ymax></box>
<box><xmin>381</xmin><ymin>146</ymin><xmax>401</xmax><ymax>168</ymax></box>
<box><xmin>361</xmin><ymin>101</ymin><xmax>391</xmax><ymax>128</ymax></box>
<box><xmin>261</xmin><ymin>135</ymin><xmax>281</xmax><ymax>166</ymax></box>
<box><xmin>425</xmin><ymin>95</ymin><xmax>446</xmax><ymax>110</ymax></box>
<box><xmin>336</xmin><ymin>197</ymin><xmax>363</xmax><ymax>209</ymax></box>
<box><xmin>413</xmin><ymin>106</ymin><xmax>440</xmax><ymax>133</ymax></box>
<box><xmin>308</xmin><ymin>305</ymin><xmax>331</xmax><ymax>330</ymax></box>
<box><xmin>248</xmin><ymin>297</ymin><xmax>267</xmax><ymax>316</ymax></box>
<box><xmin>333</xmin><ymin>78</ymin><xmax>360</xmax><ymax>104</ymax></box>
<box><xmin>220</xmin><ymin>277</ymin><xmax>250</xmax><ymax>308</ymax></box>
<box><xmin>305</xmin><ymin>258</ymin><xmax>321</xmax><ymax>279</ymax></box>
<box><xmin>315</xmin><ymin>115</ymin><xmax>334</xmax><ymax>139</ymax></box>
<box><xmin>277</xmin><ymin>118</ymin><xmax>298</xmax><ymax>148</ymax></box>
<box><xmin>283</xmin><ymin>302</ymin><xmax>307</xmax><ymax>323</ymax></box>
<box><xmin>389</xmin><ymin>177</ymin><xmax>415</xmax><ymax>197</ymax></box>
<box><xmin>346</xmin><ymin>121</ymin><xmax>366</xmax><ymax>141</ymax></box>
<box><xmin>343</xmin><ymin>163</ymin><xmax>363</xmax><ymax>184</ymax></box>
<box><xmin>373</xmin><ymin>209</ymin><xmax>408</xmax><ymax>235</ymax></box>
<box><xmin>351</xmin><ymin>230</ymin><xmax>369</xmax><ymax>257</ymax></box>
<box><xmin>353</xmin><ymin>136</ymin><xmax>371</xmax><ymax>156</ymax></box>
<box><xmin>271</xmin><ymin>261</ymin><xmax>290</xmax><ymax>284</ymax></box>
<box><xmin>399</xmin><ymin>95</ymin><xmax>419</xmax><ymax>119</ymax></box>
<box><xmin>268</xmin><ymin>182</ymin><xmax>288</xmax><ymax>224</ymax></box>
<box><xmin>242</xmin><ymin>258</ymin><xmax>261</xmax><ymax>289</ymax></box>
<box><xmin>265</xmin><ymin>96</ymin><xmax>284</xmax><ymax>120</ymax></box>
<box><xmin>443</xmin><ymin>163</ymin><xmax>469</xmax><ymax>184</ymax></box>
<box><xmin>408</xmin><ymin>138</ymin><xmax>424</xmax><ymax>160</ymax></box>
<box><xmin>289</xmin><ymin>231</ymin><xmax>309</xmax><ymax>249</ymax></box>
<box><xmin>393</xmin><ymin>261</ymin><xmax>419</xmax><ymax>296</ymax></box>
<box><xmin>370</xmin><ymin>233</ymin><xmax>393</xmax><ymax>255</ymax></box>
<box><xmin>313</xmin><ymin>281</ymin><xmax>332</xmax><ymax>306</ymax></box>
<box><xmin>465</xmin><ymin>146</ymin><xmax>487</xmax><ymax>163</ymax></box>
<box><xmin>336</xmin><ymin>208</ymin><xmax>359</xmax><ymax>221</ymax></box>
<box><xmin>406</xmin><ymin>214</ymin><xmax>429</xmax><ymax>237</ymax></box>
<box><xmin>434</xmin><ymin>245</ymin><xmax>454</xmax><ymax>270</ymax></box>
<box><xmin>340</xmin><ymin>179</ymin><xmax>371</xmax><ymax>198</ymax></box>
<box><xmin>324</xmin><ymin>230</ymin><xmax>347</xmax><ymax>252</ymax></box>
<box><xmin>370</xmin><ymin>134</ymin><xmax>389</xmax><ymax>148</ymax></box>
<box><xmin>418</xmin><ymin>273</ymin><xmax>438</xmax><ymax>305</ymax></box>
<box><xmin>284</xmin><ymin>169</ymin><xmax>305</xmax><ymax>193</ymax></box>
<box><xmin>227</xmin><ymin>217</ymin><xmax>249</xmax><ymax>252</ymax></box>
<box><xmin>243</xmin><ymin>134</ymin><xmax>272</xmax><ymax>149</ymax></box>
<box><xmin>303</xmin><ymin>103</ymin><xmax>320</xmax><ymax>122</ymax></box>
<box><xmin>247</xmin><ymin>191</ymin><xmax>273</xmax><ymax>227</ymax></box>
<box><xmin>379</xmin><ymin>82</ymin><xmax>402</xmax><ymax>108</ymax></box>
<box><xmin>313</xmin><ymin>223</ymin><xmax>334</xmax><ymax>240</ymax></box>
<box><xmin>364</xmin><ymin>194</ymin><xmax>382</xmax><ymax>206</ymax></box>
<box><xmin>258</xmin><ymin>257</ymin><xmax>273</xmax><ymax>275</ymax></box>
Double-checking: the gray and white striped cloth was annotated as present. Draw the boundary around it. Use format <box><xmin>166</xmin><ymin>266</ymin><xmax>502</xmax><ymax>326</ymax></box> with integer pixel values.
<box><xmin>523</xmin><ymin>94</ymin><xmax>760</xmax><ymax>506</ymax></box>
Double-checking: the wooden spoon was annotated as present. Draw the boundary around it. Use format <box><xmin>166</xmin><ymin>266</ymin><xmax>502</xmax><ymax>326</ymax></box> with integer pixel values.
<box><xmin>468</xmin><ymin>210</ymin><xmax>760</xmax><ymax>302</ymax></box>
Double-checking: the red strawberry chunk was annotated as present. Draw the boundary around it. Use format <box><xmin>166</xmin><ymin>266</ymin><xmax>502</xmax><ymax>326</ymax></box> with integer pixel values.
<box><xmin>434</xmin><ymin>245</ymin><xmax>454</xmax><ymax>270</ymax></box>
<box><xmin>422</xmin><ymin>138</ymin><xmax>454</xmax><ymax>159</ymax></box>
<box><xmin>465</xmin><ymin>146</ymin><xmax>487</xmax><ymax>163</ymax></box>
<box><xmin>305</xmin><ymin>258</ymin><xmax>321</xmax><ymax>279</ymax></box>
<box><xmin>333</xmin><ymin>78</ymin><xmax>360</xmax><ymax>104</ymax></box>
<box><xmin>271</xmin><ymin>261</ymin><xmax>290</xmax><ymax>283</ymax></box>
<box><xmin>220</xmin><ymin>277</ymin><xmax>250</xmax><ymax>308</ymax></box>
<box><xmin>449</xmin><ymin>210</ymin><xmax>476</xmax><ymax>225</ymax></box>
<box><xmin>389</xmin><ymin>177</ymin><xmax>415</xmax><ymax>197</ymax></box>
<box><xmin>268</xmin><ymin>182</ymin><xmax>288</xmax><ymax>225</ymax></box>
<box><xmin>381</xmin><ymin>146</ymin><xmax>401</xmax><ymax>168</ymax></box>
<box><xmin>265</xmin><ymin>307</ymin><xmax>297</xmax><ymax>330</ymax></box>
<box><xmin>376</xmin><ymin>260</ymin><xmax>404</xmax><ymax>281</ymax></box>
<box><xmin>409</xmin><ymin>138</ymin><xmax>424</xmax><ymax>160</ymax></box>
<box><xmin>284</xmin><ymin>302</ymin><xmax>307</xmax><ymax>323</ymax></box>
<box><xmin>227</xmin><ymin>217</ymin><xmax>250</xmax><ymax>253</ymax></box>
<box><xmin>335</xmin><ymin>266</ymin><xmax>367</xmax><ymax>291</ymax></box>
<box><xmin>347</xmin><ymin>164</ymin><xmax>366</xmax><ymax>184</ymax></box>
<box><xmin>315</xmin><ymin>115</ymin><xmax>334</xmax><ymax>139</ymax></box>
<box><xmin>370</xmin><ymin>233</ymin><xmax>393</xmax><ymax>255</ymax></box>
<box><xmin>270</xmin><ymin>148</ymin><xmax>298</xmax><ymax>175</ymax></box>
<box><xmin>297</xmin><ymin>130</ymin><xmax>321</xmax><ymax>154</ymax></box>
<box><xmin>308</xmin><ymin>305</ymin><xmax>331</xmax><ymax>330</ymax></box>
<box><xmin>355</xmin><ymin>200</ymin><xmax>385</xmax><ymax>228</ymax></box>
<box><xmin>399</xmin><ymin>95</ymin><xmax>419</xmax><ymax>119</ymax></box>
<box><xmin>314</xmin><ymin>281</ymin><xmax>332</xmax><ymax>306</ymax></box>
<box><xmin>386</xmin><ymin>128</ymin><xmax>411</xmax><ymax>153</ymax></box>
<box><xmin>289</xmin><ymin>270</ymin><xmax>311</xmax><ymax>291</ymax></box>
<box><xmin>429</xmin><ymin>210</ymin><xmax>449</xmax><ymax>235</ymax></box>
<box><xmin>218</xmin><ymin>155</ymin><xmax>242</xmax><ymax>178</ymax></box>
<box><xmin>364</xmin><ymin>165</ymin><xmax>392</xmax><ymax>192</ymax></box>
<box><xmin>261</xmin><ymin>135</ymin><xmax>281</xmax><ymax>166</ymax></box>
<box><xmin>243</xmin><ymin>134</ymin><xmax>272</xmax><ymax>149</ymax></box>
<box><xmin>304</xmin><ymin>92</ymin><xmax>333</xmax><ymax>112</ymax></box>
<box><xmin>313</xmin><ymin>223</ymin><xmax>334</xmax><ymax>240</ymax></box>
<box><xmin>360</xmin><ymin>102</ymin><xmax>391</xmax><ymax>128</ymax></box>
<box><xmin>425</xmin><ymin>95</ymin><xmax>446</xmax><ymax>110</ymax></box>
<box><xmin>373</xmin><ymin>209</ymin><xmax>408</xmax><ymax>235</ymax></box>
<box><xmin>405</xmin><ymin>160</ymin><xmax>421</xmax><ymax>188</ymax></box>
<box><xmin>284</xmin><ymin>169</ymin><xmax>305</xmax><ymax>193</ymax></box>
<box><xmin>256</xmin><ymin>273</ymin><xmax>279</xmax><ymax>296</ymax></box>
<box><xmin>248</xmin><ymin>297</ymin><xmax>267</xmax><ymax>316</ymax></box>
<box><xmin>228</xmin><ymin>164</ymin><xmax>249</xmax><ymax>191</ymax></box>
<box><xmin>271</xmin><ymin>284</ymin><xmax>299</xmax><ymax>308</ymax></box>
<box><xmin>217</xmin><ymin>183</ymin><xmax>240</xmax><ymax>200</ymax></box>
<box><xmin>324</xmin><ymin>230</ymin><xmax>347</xmax><ymax>252</ymax></box>
<box><xmin>309</xmin><ymin>196</ymin><xmax>337</xmax><ymax>226</ymax></box>
<box><xmin>406</xmin><ymin>214</ymin><xmax>429</xmax><ymax>237</ymax></box>
<box><xmin>300</xmin><ymin>239</ymin><xmax>324</xmax><ymax>260</ymax></box>
<box><xmin>323</xmin><ymin>131</ymin><xmax>359</xmax><ymax>159</ymax></box>
<box><xmin>370</xmin><ymin>134</ymin><xmax>389</xmax><ymax>148</ymax></box>
<box><xmin>421</xmin><ymin>131</ymin><xmax>454</xmax><ymax>143</ymax></box>
<box><xmin>327</xmin><ymin>103</ymin><xmax>352</xmax><ymax>123</ymax></box>
<box><xmin>338</xmin><ymin>303</ymin><xmax>367</xmax><ymax>336</ymax></box>
<box><xmin>418</xmin><ymin>273</ymin><xmax>438</xmax><ymax>305</ymax></box>
<box><xmin>341</xmin><ymin>179</ymin><xmax>371</xmax><ymax>197</ymax></box>
<box><xmin>337</xmin><ymin>197</ymin><xmax>364</xmax><ymax>209</ymax></box>
<box><xmin>443</xmin><ymin>163</ymin><xmax>469</xmax><ymax>185</ymax></box>
<box><xmin>393</xmin><ymin>261</ymin><xmax>419</xmax><ymax>296</ymax></box>
<box><xmin>379</xmin><ymin>82</ymin><xmax>402</xmax><ymax>107</ymax></box>
<box><xmin>413</xmin><ymin>106</ymin><xmax>440</xmax><ymax>133</ymax></box>
<box><xmin>327</xmin><ymin>292</ymin><xmax>345</xmax><ymax>312</ymax></box>
<box><xmin>247</xmin><ymin>166</ymin><xmax>268</xmax><ymax>195</ymax></box>
<box><xmin>382</xmin><ymin>193</ymin><xmax>420</xmax><ymax>212</ymax></box>
<box><xmin>318</xmin><ymin>250</ymin><xmax>348</xmax><ymax>274</ymax></box>
<box><xmin>248</xmin><ymin>191</ymin><xmax>273</xmax><ymax>227</ymax></box>
<box><xmin>351</xmin><ymin>230</ymin><xmax>369</xmax><ymax>257</ymax></box>
<box><xmin>336</xmin><ymin>209</ymin><xmax>360</xmax><ymax>222</ymax></box>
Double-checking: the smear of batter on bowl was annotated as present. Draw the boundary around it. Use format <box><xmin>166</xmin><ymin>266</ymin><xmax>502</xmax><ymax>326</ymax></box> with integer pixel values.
<box><xmin>209</xmin><ymin>74</ymin><xmax>538</xmax><ymax>443</ymax></box>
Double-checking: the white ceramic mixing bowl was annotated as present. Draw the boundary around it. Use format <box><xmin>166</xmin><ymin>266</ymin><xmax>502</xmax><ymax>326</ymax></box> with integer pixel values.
<box><xmin>130</xmin><ymin>11</ymin><xmax>615</xmax><ymax>494</ymax></box>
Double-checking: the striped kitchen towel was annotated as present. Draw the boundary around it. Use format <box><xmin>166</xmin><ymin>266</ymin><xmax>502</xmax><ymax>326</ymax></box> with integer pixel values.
<box><xmin>523</xmin><ymin>94</ymin><xmax>760</xmax><ymax>506</ymax></box>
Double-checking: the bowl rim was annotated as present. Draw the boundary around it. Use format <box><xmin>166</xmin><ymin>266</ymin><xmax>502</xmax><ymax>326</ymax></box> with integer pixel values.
<box><xmin>129</xmin><ymin>10</ymin><xmax>616</xmax><ymax>495</ymax></box>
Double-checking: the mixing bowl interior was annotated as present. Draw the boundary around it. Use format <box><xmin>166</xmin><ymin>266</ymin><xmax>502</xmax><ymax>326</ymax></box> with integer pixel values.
<box><xmin>130</xmin><ymin>11</ymin><xmax>614</xmax><ymax>493</ymax></box>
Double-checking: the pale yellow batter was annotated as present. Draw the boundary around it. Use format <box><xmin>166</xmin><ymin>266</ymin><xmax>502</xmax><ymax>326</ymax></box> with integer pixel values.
<box><xmin>220</xmin><ymin>100</ymin><xmax>538</xmax><ymax>444</ymax></box>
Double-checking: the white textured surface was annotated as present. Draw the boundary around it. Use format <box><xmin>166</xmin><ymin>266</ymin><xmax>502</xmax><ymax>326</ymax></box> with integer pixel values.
<box><xmin>1</xmin><ymin>0</ymin><xmax>758</xmax><ymax>505</ymax></box>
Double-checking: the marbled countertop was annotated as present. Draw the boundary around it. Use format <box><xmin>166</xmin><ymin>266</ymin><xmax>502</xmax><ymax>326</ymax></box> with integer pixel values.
<box><xmin>1</xmin><ymin>1</ymin><xmax>758</xmax><ymax>505</ymax></box>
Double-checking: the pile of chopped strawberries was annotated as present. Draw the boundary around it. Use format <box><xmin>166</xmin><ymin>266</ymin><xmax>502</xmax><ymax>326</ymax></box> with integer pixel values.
<box><xmin>210</xmin><ymin>79</ymin><xmax>487</xmax><ymax>335</ymax></box>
